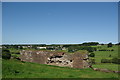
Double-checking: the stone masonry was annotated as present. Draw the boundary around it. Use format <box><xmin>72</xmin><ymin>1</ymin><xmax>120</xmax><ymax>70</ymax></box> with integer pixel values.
<box><xmin>20</xmin><ymin>50</ymin><xmax>91</xmax><ymax>69</ymax></box>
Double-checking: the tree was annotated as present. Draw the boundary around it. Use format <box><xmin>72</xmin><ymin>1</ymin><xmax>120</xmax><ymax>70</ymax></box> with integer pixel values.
<box><xmin>68</xmin><ymin>46</ymin><xmax>80</xmax><ymax>52</ymax></box>
<box><xmin>2</xmin><ymin>49</ymin><xmax>11</xmax><ymax>59</ymax></box>
<box><xmin>82</xmin><ymin>42</ymin><xmax>99</xmax><ymax>46</ymax></box>
<box><xmin>107</xmin><ymin>42</ymin><xmax>112</xmax><ymax>48</ymax></box>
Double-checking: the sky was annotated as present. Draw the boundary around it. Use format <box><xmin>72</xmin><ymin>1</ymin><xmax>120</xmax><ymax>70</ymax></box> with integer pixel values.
<box><xmin>0</xmin><ymin>2</ymin><xmax>2</xmax><ymax>45</ymax></box>
<box><xmin>2</xmin><ymin>2</ymin><xmax>118</xmax><ymax>44</ymax></box>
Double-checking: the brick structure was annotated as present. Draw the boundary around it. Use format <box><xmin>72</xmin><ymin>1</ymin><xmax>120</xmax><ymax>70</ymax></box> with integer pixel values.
<box><xmin>20</xmin><ymin>50</ymin><xmax>91</xmax><ymax>69</ymax></box>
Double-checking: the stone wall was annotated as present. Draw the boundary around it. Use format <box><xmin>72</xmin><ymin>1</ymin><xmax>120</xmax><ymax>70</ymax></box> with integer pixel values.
<box><xmin>20</xmin><ymin>50</ymin><xmax>90</xmax><ymax>69</ymax></box>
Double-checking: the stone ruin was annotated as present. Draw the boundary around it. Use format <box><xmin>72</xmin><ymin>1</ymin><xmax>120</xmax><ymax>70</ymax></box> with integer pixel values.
<box><xmin>20</xmin><ymin>50</ymin><xmax>91</xmax><ymax>69</ymax></box>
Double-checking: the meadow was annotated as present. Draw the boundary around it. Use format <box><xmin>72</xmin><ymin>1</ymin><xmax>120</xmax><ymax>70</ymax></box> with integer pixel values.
<box><xmin>92</xmin><ymin>45</ymin><xmax>118</xmax><ymax>63</ymax></box>
<box><xmin>92</xmin><ymin>63</ymin><xmax>119</xmax><ymax>71</ymax></box>
<box><xmin>89</xmin><ymin>45</ymin><xmax>119</xmax><ymax>71</ymax></box>
<box><xmin>2</xmin><ymin>59</ymin><xmax>119</xmax><ymax>78</ymax></box>
<box><xmin>2</xmin><ymin>44</ymin><xmax>120</xmax><ymax>78</ymax></box>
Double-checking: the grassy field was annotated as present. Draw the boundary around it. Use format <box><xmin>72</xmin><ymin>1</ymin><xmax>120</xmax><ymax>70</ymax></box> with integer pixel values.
<box><xmin>90</xmin><ymin>45</ymin><xmax>119</xmax><ymax>72</ymax></box>
<box><xmin>90</xmin><ymin>45</ymin><xmax>118</xmax><ymax>63</ymax></box>
<box><xmin>2</xmin><ymin>59</ymin><xmax>119</xmax><ymax>78</ymax></box>
<box><xmin>92</xmin><ymin>63</ymin><xmax>119</xmax><ymax>71</ymax></box>
<box><xmin>2</xmin><ymin>45</ymin><xmax>119</xmax><ymax>78</ymax></box>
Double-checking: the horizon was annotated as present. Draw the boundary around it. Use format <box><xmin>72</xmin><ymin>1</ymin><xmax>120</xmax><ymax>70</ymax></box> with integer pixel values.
<box><xmin>2</xmin><ymin>41</ymin><xmax>119</xmax><ymax>45</ymax></box>
<box><xmin>2</xmin><ymin>2</ymin><xmax>118</xmax><ymax>44</ymax></box>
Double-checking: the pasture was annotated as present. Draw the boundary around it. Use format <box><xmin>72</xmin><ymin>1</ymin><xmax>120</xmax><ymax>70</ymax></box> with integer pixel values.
<box><xmin>2</xmin><ymin>59</ymin><xmax>119</xmax><ymax>78</ymax></box>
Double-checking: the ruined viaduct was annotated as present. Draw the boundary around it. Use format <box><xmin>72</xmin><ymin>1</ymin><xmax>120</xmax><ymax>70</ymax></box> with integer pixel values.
<box><xmin>20</xmin><ymin>50</ymin><xmax>91</xmax><ymax>69</ymax></box>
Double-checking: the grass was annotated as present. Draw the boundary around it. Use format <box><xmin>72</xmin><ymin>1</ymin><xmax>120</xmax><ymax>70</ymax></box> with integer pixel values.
<box><xmin>9</xmin><ymin>48</ymin><xmax>21</xmax><ymax>53</ymax></box>
<box><xmin>2</xmin><ymin>45</ymin><xmax>119</xmax><ymax>78</ymax></box>
<box><xmin>89</xmin><ymin>45</ymin><xmax>119</xmax><ymax>73</ymax></box>
<box><xmin>76</xmin><ymin>50</ymin><xmax>88</xmax><ymax>54</ymax></box>
<box><xmin>92</xmin><ymin>63</ymin><xmax>119</xmax><ymax>71</ymax></box>
<box><xmin>90</xmin><ymin>45</ymin><xmax>118</xmax><ymax>63</ymax></box>
<box><xmin>2</xmin><ymin>59</ymin><xmax>119</xmax><ymax>78</ymax></box>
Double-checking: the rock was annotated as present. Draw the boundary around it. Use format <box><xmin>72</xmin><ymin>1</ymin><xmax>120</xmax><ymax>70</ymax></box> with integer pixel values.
<box><xmin>93</xmin><ymin>68</ymin><xmax>100</xmax><ymax>71</ymax></box>
<box><xmin>99</xmin><ymin>69</ymin><xmax>113</xmax><ymax>73</ymax></box>
<box><xmin>113</xmin><ymin>71</ymin><xmax>120</xmax><ymax>73</ymax></box>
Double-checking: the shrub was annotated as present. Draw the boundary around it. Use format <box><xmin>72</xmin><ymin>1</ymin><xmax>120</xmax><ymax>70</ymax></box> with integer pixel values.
<box><xmin>68</xmin><ymin>46</ymin><xmax>80</xmax><ymax>52</ymax></box>
<box><xmin>11</xmin><ymin>52</ymin><xmax>19</xmax><ymax>54</ymax></box>
<box><xmin>101</xmin><ymin>58</ymin><xmax>120</xmax><ymax>64</ymax></box>
<box><xmin>89</xmin><ymin>53</ymin><xmax>95</xmax><ymax>57</ymax></box>
<box><xmin>112</xmin><ymin>58</ymin><xmax>120</xmax><ymax>64</ymax></box>
<box><xmin>90</xmin><ymin>59</ymin><xmax>95</xmax><ymax>64</ymax></box>
<box><xmin>111</xmin><ymin>49</ymin><xmax>114</xmax><ymax>51</ymax></box>
<box><xmin>101</xmin><ymin>59</ymin><xmax>112</xmax><ymax>63</ymax></box>
<box><xmin>98</xmin><ymin>49</ymin><xmax>108</xmax><ymax>51</ymax></box>
<box><xmin>109</xmin><ymin>54</ymin><xmax>112</xmax><ymax>57</ymax></box>
<box><xmin>11</xmin><ymin>54</ymin><xmax>18</xmax><ymax>59</ymax></box>
<box><xmin>2</xmin><ymin>49</ymin><xmax>11</xmax><ymax>59</ymax></box>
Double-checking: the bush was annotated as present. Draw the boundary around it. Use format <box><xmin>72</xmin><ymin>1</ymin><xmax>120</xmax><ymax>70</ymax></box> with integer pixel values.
<box><xmin>101</xmin><ymin>59</ymin><xmax>112</xmax><ymax>63</ymax></box>
<box><xmin>2</xmin><ymin>49</ymin><xmax>11</xmax><ymax>59</ymax></box>
<box><xmin>101</xmin><ymin>58</ymin><xmax>120</xmax><ymax>64</ymax></box>
<box><xmin>109</xmin><ymin>54</ymin><xmax>112</xmax><ymax>57</ymax></box>
<box><xmin>11</xmin><ymin>52</ymin><xmax>20</xmax><ymax>54</ymax></box>
<box><xmin>111</xmin><ymin>49</ymin><xmax>114</xmax><ymax>51</ymax></box>
<box><xmin>112</xmin><ymin>58</ymin><xmax>120</xmax><ymax>64</ymax></box>
<box><xmin>90</xmin><ymin>59</ymin><xmax>95</xmax><ymax>64</ymax></box>
<box><xmin>11</xmin><ymin>54</ymin><xmax>18</xmax><ymax>59</ymax></box>
<box><xmin>98</xmin><ymin>49</ymin><xmax>107</xmax><ymax>51</ymax></box>
<box><xmin>68</xmin><ymin>46</ymin><xmax>80</xmax><ymax>52</ymax></box>
<box><xmin>89</xmin><ymin>53</ymin><xmax>95</xmax><ymax>57</ymax></box>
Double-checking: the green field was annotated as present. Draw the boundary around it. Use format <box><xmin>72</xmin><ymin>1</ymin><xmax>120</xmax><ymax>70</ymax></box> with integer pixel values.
<box><xmin>2</xmin><ymin>59</ymin><xmax>119</xmax><ymax>78</ymax></box>
<box><xmin>90</xmin><ymin>45</ymin><xmax>118</xmax><ymax>63</ymax></box>
<box><xmin>90</xmin><ymin>45</ymin><xmax>119</xmax><ymax>72</ymax></box>
<box><xmin>93</xmin><ymin>63</ymin><xmax>119</xmax><ymax>71</ymax></box>
<box><xmin>2</xmin><ymin>45</ymin><xmax>119</xmax><ymax>78</ymax></box>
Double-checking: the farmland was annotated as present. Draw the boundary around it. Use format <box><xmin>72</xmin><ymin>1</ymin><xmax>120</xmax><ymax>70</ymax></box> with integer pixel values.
<box><xmin>91</xmin><ymin>45</ymin><xmax>118</xmax><ymax>63</ymax></box>
<box><xmin>90</xmin><ymin>45</ymin><xmax>119</xmax><ymax>72</ymax></box>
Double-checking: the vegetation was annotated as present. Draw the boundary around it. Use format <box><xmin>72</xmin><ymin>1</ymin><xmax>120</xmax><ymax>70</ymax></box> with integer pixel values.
<box><xmin>101</xmin><ymin>58</ymin><xmax>120</xmax><ymax>64</ymax></box>
<box><xmin>107</xmin><ymin>42</ymin><xmax>113</xmax><ymax>48</ymax></box>
<box><xmin>112</xmin><ymin>57</ymin><xmax>120</xmax><ymax>64</ymax></box>
<box><xmin>91</xmin><ymin>45</ymin><xmax>118</xmax><ymax>63</ymax></box>
<box><xmin>89</xmin><ymin>53</ymin><xmax>95</xmax><ymax>57</ymax></box>
<box><xmin>101</xmin><ymin>59</ymin><xmax>112</xmax><ymax>63</ymax></box>
<box><xmin>2</xmin><ymin>59</ymin><xmax>119</xmax><ymax>78</ymax></box>
<box><xmin>93</xmin><ymin>63</ymin><xmax>119</xmax><ymax>71</ymax></box>
<box><xmin>68</xmin><ymin>46</ymin><xmax>96</xmax><ymax>53</ymax></box>
<box><xmin>2</xmin><ymin>43</ymin><xmax>120</xmax><ymax>78</ymax></box>
<box><xmin>90</xmin><ymin>59</ymin><xmax>95</xmax><ymax>64</ymax></box>
<box><xmin>82</xmin><ymin>42</ymin><xmax>99</xmax><ymax>46</ymax></box>
<box><xmin>2</xmin><ymin>49</ymin><xmax>11</xmax><ymax>59</ymax></box>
